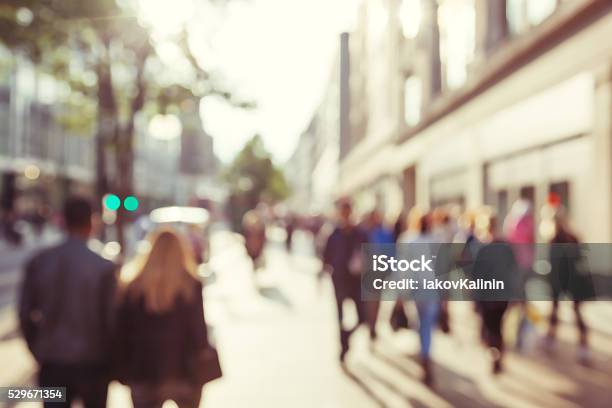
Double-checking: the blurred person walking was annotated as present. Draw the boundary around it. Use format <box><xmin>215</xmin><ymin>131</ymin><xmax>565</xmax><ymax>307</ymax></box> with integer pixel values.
<box><xmin>432</xmin><ymin>208</ymin><xmax>457</xmax><ymax>243</ymax></box>
<box><xmin>392</xmin><ymin>211</ymin><xmax>407</xmax><ymax>243</ymax></box>
<box><xmin>457</xmin><ymin>211</ymin><xmax>481</xmax><ymax>254</ymax></box>
<box><xmin>364</xmin><ymin>209</ymin><xmax>394</xmax><ymax>341</ymax></box>
<box><xmin>25</xmin><ymin>206</ymin><xmax>48</xmax><ymax>240</ymax></box>
<box><xmin>242</xmin><ymin>210</ymin><xmax>267</xmax><ymax>272</ymax></box>
<box><xmin>314</xmin><ymin>218</ymin><xmax>334</xmax><ymax>293</ymax></box>
<box><xmin>366</xmin><ymin>209</ymin><xmax>394</xmax><ymax>245</ymax></box>
<box><xmin>389</xmin><ymin>210</ymin><xmax>411</xmax><ymax>332</ymax></box>
<box><xmin>19</xmin><ymin>197</ymin><xmax>117</xmax><ymax>408</ymax></box>
<box><xmin>115</xmin><ymin>228</ymin><xmax>219</xmax><ymax>408</ymax></box>
<box><xmin>504</xmin><ymin>199</ymin><xmax>535</xmax><ymax>283</ymax></box>
<box><xmin>473</xmin><ymin>216</ymin><xmax>516</xmax><ymax>374</ymax></box>
<box><xmin>398</xmin><ymin>213</ymin><xmax>440</xmax><ymax>385</ymax></box>
<box><xmin>187</xmin><ymin>224</ymin><xmax>205</xmax><ymax>265</ymax></box>
<box><xmin>456</xmin><ymin>211</ymin><xmax>482</xmax><ymax>272</ymax></box>
<box><xmin>322</xmin><ymin>199</ymin><xmax>368</xmax><ymax>362</ymax></box>
<box><xmin>503</xmin><ymin>199</ymin><xmax>535</xmax><ymax>351</ymax></box>
<box><xmin>431</xmin><ymin>209</ymin><xmax>456</xmax><ymax>334</ymax></box>
<box><xmin>545</xmin><ymin>208</ymin><xmax>591</xmax><ymax>364</ymax></box>
<box><xmin>285</xmin><ymin>214</ymin><xmax>296</xmax><ymax>252</ymax></box>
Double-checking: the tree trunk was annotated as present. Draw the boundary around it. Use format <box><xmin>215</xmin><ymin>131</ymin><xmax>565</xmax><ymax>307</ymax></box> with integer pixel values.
<box><xmin>95</xmin><ymin>43</ymin><xmax>116</xmax><ymax>241</ymax></box>
<box><xmin>114</xmin><ymin>54</ymin><xmax>147</xmax><ymax>253</ymax></box>
<box><xmin>115</xmin><ymin>127</ymin><xmax>134</xmax><ymax>254</ymax></box>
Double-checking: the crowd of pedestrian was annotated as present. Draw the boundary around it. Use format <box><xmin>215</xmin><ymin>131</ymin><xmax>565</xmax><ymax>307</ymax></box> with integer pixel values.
<box><xmin>16</xmin><ymin>193</ymin><xmax>594</xmax><ymax>407</ymax></box>
<box><xmin>319</xmin><ymin>196</ymin><xmax>592</xmax><ymax>386</ymax></box>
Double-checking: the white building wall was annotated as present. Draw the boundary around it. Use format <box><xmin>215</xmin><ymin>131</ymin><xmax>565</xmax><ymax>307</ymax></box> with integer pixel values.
<box><xmin>341</xmin><ymin>7</ymin><xmax>612</xmax><ymax>241</ymax></box>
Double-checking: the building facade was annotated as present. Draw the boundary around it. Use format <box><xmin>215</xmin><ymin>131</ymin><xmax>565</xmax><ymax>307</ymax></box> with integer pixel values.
<box><xmin>286</xmin><ymin>121</ymin><xmax>315</xmax><ymax>213</ymax></box>
<box><xmin>133</xmin><ymin>106</ymin><xmax>218</xmax><ymax>209</ymax></box>
<box><xmin>337</xmin><ymin>0</ymin><xmax>612</xmax><ymax>241</ymax></box>
<box><xmin>337</xmin><ymin>0</ymin><xmax>407</xmax><ymax>219</ymax></box>
<box><xmin>287</xmin><ymin>33</ymin><xmax>351</xmax><ymax>214</ymax></box>
<box><xmin>177</xmin><ymin>107</ymin><xmax>218</xmax><ymax>206</ymax></box>
<box><xmin>0</xmin><ymin>47</ymin><xmax>95</xmax><ymax>215</ymax></box>
<box><xmin>132</xmin><ymin>114</ymin><xmax>181</xmax><ymax>209</ymax></box>
<box><xmin>0</xmin><ymin>45</ymin><xmax>214</xmax><ymax>216</ymax></box>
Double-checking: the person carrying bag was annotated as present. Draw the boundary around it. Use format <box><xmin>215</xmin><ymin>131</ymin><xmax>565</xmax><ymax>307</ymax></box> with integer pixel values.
<box><xmin>114</xmin><ymin>228</ymin><xmax>222</xmax><ymax>408</ymax></box>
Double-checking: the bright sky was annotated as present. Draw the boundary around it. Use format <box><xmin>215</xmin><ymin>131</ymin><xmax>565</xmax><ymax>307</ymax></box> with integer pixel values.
<box><xmin>140</xmin><ymin>0</ymin><xmax>359</xmax><ymax>163</ymax></box>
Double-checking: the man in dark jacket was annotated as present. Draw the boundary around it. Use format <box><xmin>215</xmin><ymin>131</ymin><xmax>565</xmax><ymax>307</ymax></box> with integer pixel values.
<box><xmin>323</xmin><ymin>199</ymin><xmax>368</xmax><ymax>361</ymax></box>
<box><xmin>19</xmin><ymin>197</ymin><xmax>117</xmax><ymax>408</ymax></box>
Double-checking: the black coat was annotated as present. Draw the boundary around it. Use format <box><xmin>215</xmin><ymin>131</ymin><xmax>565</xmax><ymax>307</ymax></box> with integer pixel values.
<box><xmin>323</xmin><ymin>225</ymin><xmax>367</xmax><ymax>282</ymax></box>
<box><xmin>19</xmin><ymin>237</ymin><xmax>117</xmax><ymax>365</ymax></box>
<box><xmin>114</xmin><ymin>279</ymin><xmax>209</xmax><ymax>385</ymax></box>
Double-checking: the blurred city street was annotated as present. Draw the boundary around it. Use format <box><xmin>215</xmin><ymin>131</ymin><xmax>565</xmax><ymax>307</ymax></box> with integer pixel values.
<box><xmin>2</xmin><ymin>228</ymin><xmax>611</xmax><ymax>407</ymax></box>
<box><xmin>2</xmin><ymin>0</ymin><xmax>612</xmax><ymax>406</ymax></box>
<box><xmin>104</xmin><ymin>230</ymin><xmax>612</xmax><ymax>408</ymax></box>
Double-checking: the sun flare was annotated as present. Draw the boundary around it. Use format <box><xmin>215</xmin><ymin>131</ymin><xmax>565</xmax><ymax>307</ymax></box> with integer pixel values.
<box><xmin>138</xmin><ymin>0</ymin><xmax>195</xmax><ymax>38</ymax></box>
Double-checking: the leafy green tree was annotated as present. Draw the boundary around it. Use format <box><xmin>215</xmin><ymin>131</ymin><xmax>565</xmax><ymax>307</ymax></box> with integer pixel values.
<box><xmin>224</xmin><ymin>135</ymin><xmax>290</xmax><ymax>230</ymax></box>
<box><xmin>0</xmin><ymin>1</ymin><xmax>250</xmax><ymax>247</ymax></box>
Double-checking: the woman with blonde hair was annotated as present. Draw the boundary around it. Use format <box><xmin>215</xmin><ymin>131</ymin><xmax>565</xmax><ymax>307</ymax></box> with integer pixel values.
<box><xmin>114</xmin><ymin>228</ymin><xmax>213</xmax><ymax>408</ymax></box>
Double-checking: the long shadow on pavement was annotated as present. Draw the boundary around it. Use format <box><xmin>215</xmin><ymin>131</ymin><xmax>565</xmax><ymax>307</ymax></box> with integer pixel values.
<box><xmin>502</xmin><ymin>336</ymin><xmax>612</xmax><ymax>408</ymax></box>
<box><xmin>369</xmin><ymin>346</ymin><xmax>502</xmax><ymax>408</ymax></box>
<box><xmin>369</xmin><ymin>331</ymin><xmax>612</xmax><ymax>407</ymax></box>
<box><xmin>341</xmin><ymin>363</ymin><xmax>387</xmax><ymax>408</ymax></box>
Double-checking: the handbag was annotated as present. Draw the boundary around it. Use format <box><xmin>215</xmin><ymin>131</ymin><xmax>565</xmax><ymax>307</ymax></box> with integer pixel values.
<box><xmin>190</xmin><ymin>346</ymin><xmax>223</xmax><ymax>385</ymax></box>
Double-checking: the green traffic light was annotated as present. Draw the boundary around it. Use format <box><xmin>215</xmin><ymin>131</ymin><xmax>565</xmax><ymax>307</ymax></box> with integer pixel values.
<box><xmin>104</xmin><ymin>194</ymin><xmax>121</xmax><ymax>211</ymax></box>
<box><xmin>124</xmin><ymin>195</ymin><xmax>139</xmax><ymax>212</ymax></box>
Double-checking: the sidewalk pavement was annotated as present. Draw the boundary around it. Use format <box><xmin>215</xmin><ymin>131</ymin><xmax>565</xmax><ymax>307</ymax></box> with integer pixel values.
<box><xmin>107</xmin><ymin>229</ymin><xmax>381</xmax><ymax>408</ymax></box>
<box><xmin>110</xmin><ymin>229</ymin><xmax>612</xmax><ymax>408</ymax></box>
<box><xmin>4</xmin><ymin>229</ymin><xmax>612</xmax><ymax>407</ymax></box>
